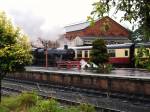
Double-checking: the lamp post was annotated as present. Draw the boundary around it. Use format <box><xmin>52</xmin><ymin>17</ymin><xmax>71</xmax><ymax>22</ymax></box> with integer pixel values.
<box><xmin>45</xmin><ymin>41</ymin><xmax>48</xmax><ymax>68</ymax></box>
<box><xmin>39</xmin><ymin>36</ymin><xmax>49</xmax><ymax>68</ymax></box>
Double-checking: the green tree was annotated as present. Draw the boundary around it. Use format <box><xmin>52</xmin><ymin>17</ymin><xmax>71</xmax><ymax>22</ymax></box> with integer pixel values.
<box><xmin>90</xmin><ymin>39</ymin><xmax>109</xmax><ymax>72</ymax></box>
<box><xmin>131</xmin><ymin>27</ymin><xmax>143</xmax><ymax>42</ymax></box>
<box><xmin>135</xmin><ymin>46</ymin><xmax>150</xmax><ymax>69</ymax></box>
<box><xmin>88</xmin><ymin>0</ymin><xmax>150</xmax><ymax>41</ymax></box>
<box><xmin>0</xmin><ymin>11</ymin><xmax>32</xmax><ymax>101</ymax></box>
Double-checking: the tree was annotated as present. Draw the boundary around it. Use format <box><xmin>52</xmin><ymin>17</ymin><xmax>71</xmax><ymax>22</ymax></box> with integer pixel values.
<box><xmin>0</xmin><ymin>11</ymin><xmax>32</xmax><ymax>101</ymax></box>
<box><xmin>90</xmin><ymin>39</ymin><xmax>109</xmax><ymax>72</ymax></box>
<box><xmin>135</xmin><ymin>46</ymin><xmax>150</xmax><ymax>70</ymax></box>
<box><xmin>88</xmin><ymin>0</ymin><xmax>150</xmax><ymax>41</ymax></box>
<box><xmin>131</xmin><ymin>27</ymin><xmax>143</xmax><ymax>42</ymax></box>
<box><xmin>38</xmin><ymin>37</ymin><xmax>60</xmax><ymax>48</ymax></box>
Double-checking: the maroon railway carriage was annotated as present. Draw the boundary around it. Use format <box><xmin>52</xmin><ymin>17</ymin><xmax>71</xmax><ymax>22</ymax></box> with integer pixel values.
<box><xmin>71</xmin><ymin>43</ymin><xmax>150</xmax><ymax>67</ymax></box>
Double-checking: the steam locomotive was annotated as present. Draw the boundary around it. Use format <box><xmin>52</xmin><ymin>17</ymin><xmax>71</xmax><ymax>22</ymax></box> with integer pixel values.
<box><xmin>32</xmin><ymin>43</ymin><xmax>150</xmax><ymax>67</ymax></box>
<box><xmin>32</xmin><ymin>45</ymin><xmax>75</xmax><ymax>67</ymax></box>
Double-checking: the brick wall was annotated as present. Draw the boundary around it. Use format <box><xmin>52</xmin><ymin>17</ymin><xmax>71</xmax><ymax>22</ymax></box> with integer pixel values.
<box><xmin>65</xmin><ymin>17</ymin><xmax>130</xmax><ymax>40</ymax></box>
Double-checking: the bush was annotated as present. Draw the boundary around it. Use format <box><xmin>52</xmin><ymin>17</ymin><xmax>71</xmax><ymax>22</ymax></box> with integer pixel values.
<box><xmin>1</xmin><ymin>96</ymin><xmax>20</xmax><ymax>111</ymax></box>
<box><xmin>135</xmin><ymin>46</ymin><xmax>150</xmax><ymax>70</ymax></box>
<box><xmin>1</xmin><ymin>92</ymin><xmax>96</xmax><ymax>112</ymax></box>
<box><xmin>78</xmin><ymin>103</ymin><xmax>95</xmax><ymax>112</ymax></box>
<box><xmin>29</xmin><ymin>99</ymin><xmax>63</xmax><ymax>112</ymax></box>
<box><xmin>18</xmin><ymin>91</ymin><xmax>39</xmax><ymax>108</ymax></box>
<box><xmin>90</xmin><ymin>39</ymin><xmax>110</xmax><ymax>73</ymax></box>
<box><xmin>0</xmin><ymin>105</ymin><xmax>9</xmax><ymax>112</ymax></box>
<box><xmin>90</xmin><ymin>39</ymin><xmax>109</xmax><ymax>65</ymax></box>
<box><xmin>1</xmin><ymin>91</ymin><xmax>39</xmax><ymax>112</ymax></box>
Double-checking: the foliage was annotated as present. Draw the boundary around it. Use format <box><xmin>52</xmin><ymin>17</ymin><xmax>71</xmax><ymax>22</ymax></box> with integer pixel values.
<box><xmin>0</xmin><ymin>10</ymin><xmax>32</xmax><ymax>101</ymax></box>
<box><xmin>78</xmin><ymin>103</ymin><xmax>95</xmax><ymax>112</ymax></box>
<box><xmin>66</xmin><ymin>106</ymin><xmax>80</xmax><ymax>112</ymax></box>
<box><xmin>0</xmin><ymin>105</ymin><xmax>9</xmax><ymax>112</ymax></box>
<box><xmin>131</xmin><ymin>27</ymin><xmax>143</xmax><ymax>42</ymax></box>
<box><xmin>29</xmin><ymin>99</ymin><xmax>63</xmax><ymax>112</ymax></box>
<box><xmin>18</xmin><ymin>91</ymin><xmax>39</xmax><ymax>108</ymax></box>
<box><xmin>90</xmin><ymin>39</ymin><xmax>110</xmax><ymax>73</ymax></box>
<box><xmin>0</xmin><ymin>92</ymin><xmax>96</xmax><ymax>112</ymax></box>
<box><xmin>135</xmin><ymin>46</ymin><xmax>150</xmax><ymax>69</ymax></box>
<box><xmin>90</xmin><ymin>39</ymin><xmax>109</xmax><ymax>65</ymax></box>
<box><xmin>1</xmin><ymin>96</ymin><xmax>20</xmax><ymax>111</ymax></box>
<box><xmin>99</xmin><ymin>64</ymin><xmax>112</xmax><ymax>73</ymax></box>
<box><xmin>0</xmin><ymin>11</ymin><xmax>32</xmax><ymax>74</ymax></box>
<box><xmin>88</xmin><ymin>0</ymin><xmax>150</xmax><ymax>41</ymax></box>
<box><xmin>1</xmin><ymin>92</ymin><xmax>39</xmax><ymax>112</ymax></box>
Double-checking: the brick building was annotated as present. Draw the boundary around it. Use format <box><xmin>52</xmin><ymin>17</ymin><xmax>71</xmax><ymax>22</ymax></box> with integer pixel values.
<box><xmin>59</xmin><ymin>16</ymin><xmax>131</xmax><ymax>47</ymax></box>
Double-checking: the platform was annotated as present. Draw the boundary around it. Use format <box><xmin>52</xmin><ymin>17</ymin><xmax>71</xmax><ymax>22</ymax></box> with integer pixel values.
<box><xmin>26</xmin><ymin>66</ymin><xmax>150</xmax><ymax>80</ymax></box>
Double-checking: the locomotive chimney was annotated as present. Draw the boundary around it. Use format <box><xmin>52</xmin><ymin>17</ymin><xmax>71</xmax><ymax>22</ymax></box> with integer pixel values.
<box><xmin>64</xmin><ymin>45</ymin><xmax>68</xmax><ymax>50</ymax></box>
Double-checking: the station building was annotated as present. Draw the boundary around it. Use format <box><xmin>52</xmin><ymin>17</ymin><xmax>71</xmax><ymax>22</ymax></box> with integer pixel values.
<box><xmin>58</xmin><ymin>16</ymin><xmax>131</xmax><ymax>47</ymax></box>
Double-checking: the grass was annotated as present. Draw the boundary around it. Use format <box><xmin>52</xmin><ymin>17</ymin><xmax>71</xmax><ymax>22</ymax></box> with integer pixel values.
<box><xmin>0</xmin><ymin>91</ymin><xmax>96</xmax><ymax>112</ymax></box>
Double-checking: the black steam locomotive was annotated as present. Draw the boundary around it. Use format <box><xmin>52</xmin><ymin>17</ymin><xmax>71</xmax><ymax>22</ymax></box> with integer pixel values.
<box><xmin>32</xmin><ymin>45</ymin><xmax>75</xmax><ymax>67</ymax></box>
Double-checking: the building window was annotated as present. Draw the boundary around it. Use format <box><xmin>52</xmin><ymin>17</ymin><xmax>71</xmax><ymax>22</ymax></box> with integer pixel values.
<box><xmin>77</xmin><ymin>50</ymin><xmax>82</xmax><ymax>58</ymax></box>
<box><xmin>108</xmin><ymin>49</ymin><xmax>115</xmax><ymax>57</ymax></box>
<box><xmin>125</xmin><ymin>50</ymin><xmax>128</xmax><ymax>56</ymax></box>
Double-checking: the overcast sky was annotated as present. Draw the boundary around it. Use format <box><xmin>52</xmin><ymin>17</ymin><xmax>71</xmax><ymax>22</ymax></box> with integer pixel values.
<box><xmin>0</xmin><ymin>0</ymin><xmax>131</xmax><ymax>42</ymax></box>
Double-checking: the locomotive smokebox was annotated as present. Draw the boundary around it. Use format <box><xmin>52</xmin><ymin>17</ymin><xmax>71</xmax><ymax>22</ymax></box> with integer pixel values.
<box><xmin>64</xmin><ymin>45</ymin><xmax>68</xmax><ymax>50</ymax></box>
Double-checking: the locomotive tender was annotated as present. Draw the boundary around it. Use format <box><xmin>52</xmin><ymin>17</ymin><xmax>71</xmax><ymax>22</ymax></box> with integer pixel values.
<box><xmin>32</xmin><ymin>43</ymin><xmax>150</xmax><ymax>67</ymax></box>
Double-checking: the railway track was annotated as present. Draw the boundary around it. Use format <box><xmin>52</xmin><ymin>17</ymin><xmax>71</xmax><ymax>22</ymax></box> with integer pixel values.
<box><xmin>2</xmin><ymin>81</ymin><xmax>121</xmax><ymax>112</ymax></box>
<box><xmin>4</xmin><ymin>77</ymin><xmax>150</xmax><ymax>103</ymax></box>
<box><xmin>2</xmin><ymin>78</ymin><xmax>150</xmax><ymax>112</ymax></box>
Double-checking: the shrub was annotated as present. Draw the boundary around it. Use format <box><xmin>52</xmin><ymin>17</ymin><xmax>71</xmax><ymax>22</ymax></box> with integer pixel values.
<box><xmin>78</xmin><ymin>103</ymin><xmax>95</xmax><ymax>112</ymax></box>
<box><xmin>90</xmin><ymin>39</ymin><xmax>110</xmax><ymax>73</ymax></box>
<box><xmin>135</xmin><ymin>46</ymin><xmax>150</xmax><ymax>70</ymax></box>
<box><xmin>0</xmin><ymin>105</ymin><xmax>9</xmax><ymax>112</ymax></box>
<box><xmin>1</xmin><ymin>91</ymin><xmax>39</xmax><ymax>112</ymax></box>
<box><xmin>29</xmin><ymin>99</ymin><xmax>63</xmax><ymax>112</ymax></box>
<box><xmin>1</xmin><ymin>96</ymin><xmax>20</xmax><ymax>111</ymax></box>
<box><xmin>18</xmin><ymin>91</ymin><xmax>39</xmax><ymax>108</ymax></box>
<box><xmin>1</xmin><ymin>92</ymin><xmax>96</xmax><ymax>112</ymax></box>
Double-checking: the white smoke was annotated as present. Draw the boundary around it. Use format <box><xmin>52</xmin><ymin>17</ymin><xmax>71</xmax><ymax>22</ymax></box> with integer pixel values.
<box><xmin>40</xmin><ymin>25</ymin><xmax>66</xmax><ymax>41</ymax></box>
<box><xmin>9</xmin><ymin>10</ymin><xmax>66</xmax><ymax>43</ymax></box>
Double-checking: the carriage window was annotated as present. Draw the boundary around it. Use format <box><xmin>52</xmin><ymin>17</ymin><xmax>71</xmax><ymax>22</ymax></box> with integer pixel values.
<box><xmin>85</xmin><ymin>50</ymin><xmax>88</xmax><ymax>58</ymax></box>
<box><xmin>108</xmin><ymin>49</ymin><xmax>115</xmax><ymax>57</ymax></box>
<box><xmin>77</xmin><ymin>50</ymin><xmax>82</xmax><ymax>58</ymax></box>
<box><xmin>125</xmin><ymin>50</ymin><xmax>128</xmax><ymax>56</ymax></box>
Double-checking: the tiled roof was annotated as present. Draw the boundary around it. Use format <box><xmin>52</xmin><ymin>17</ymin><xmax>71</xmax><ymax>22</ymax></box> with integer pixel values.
<box><xmin>64</xmin><ymin>21</ymin><xmax>90</xmax><ymax>32</ymax></box>
<box><xmin>79</xmin><ymin>36</ymin><xmax>130</xmax><ymax>41</ymax></box>
<box><xmin>64</xmin><ymin>16</ymin><xmax>130</xmax><ymax>33</ymax></box>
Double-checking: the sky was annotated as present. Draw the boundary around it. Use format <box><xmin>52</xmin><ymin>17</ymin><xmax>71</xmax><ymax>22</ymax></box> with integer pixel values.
<box><xmin>0</xmin><ymin>0</ymin><xmax>131</xmax><ymax>42</ymax></box>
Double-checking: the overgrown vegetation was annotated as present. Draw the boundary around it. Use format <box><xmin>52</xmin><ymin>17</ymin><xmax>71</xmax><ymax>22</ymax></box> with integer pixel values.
<box><xmin>0</xmin><ymin>11</ymin><xmax>32</xmax><ymax>101</ymax></box>
<box><xmin>0</xmin><ymin>92</ymin><xmax>96</xmax><ymax>112</ymax></box>
<box><xmin>88</xmin><ymin>0</ymin><xmax>150</xmax><ymax>41</ymax></box>
<box><xmin>135</xmin><ymin>46</ymin><xmax>150</xmax><ymax>71</ymax></box>
<box><xmin>89</xmin><ymin>39</ymin><xmax>112</xmax><ymax>73</ymax></box>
